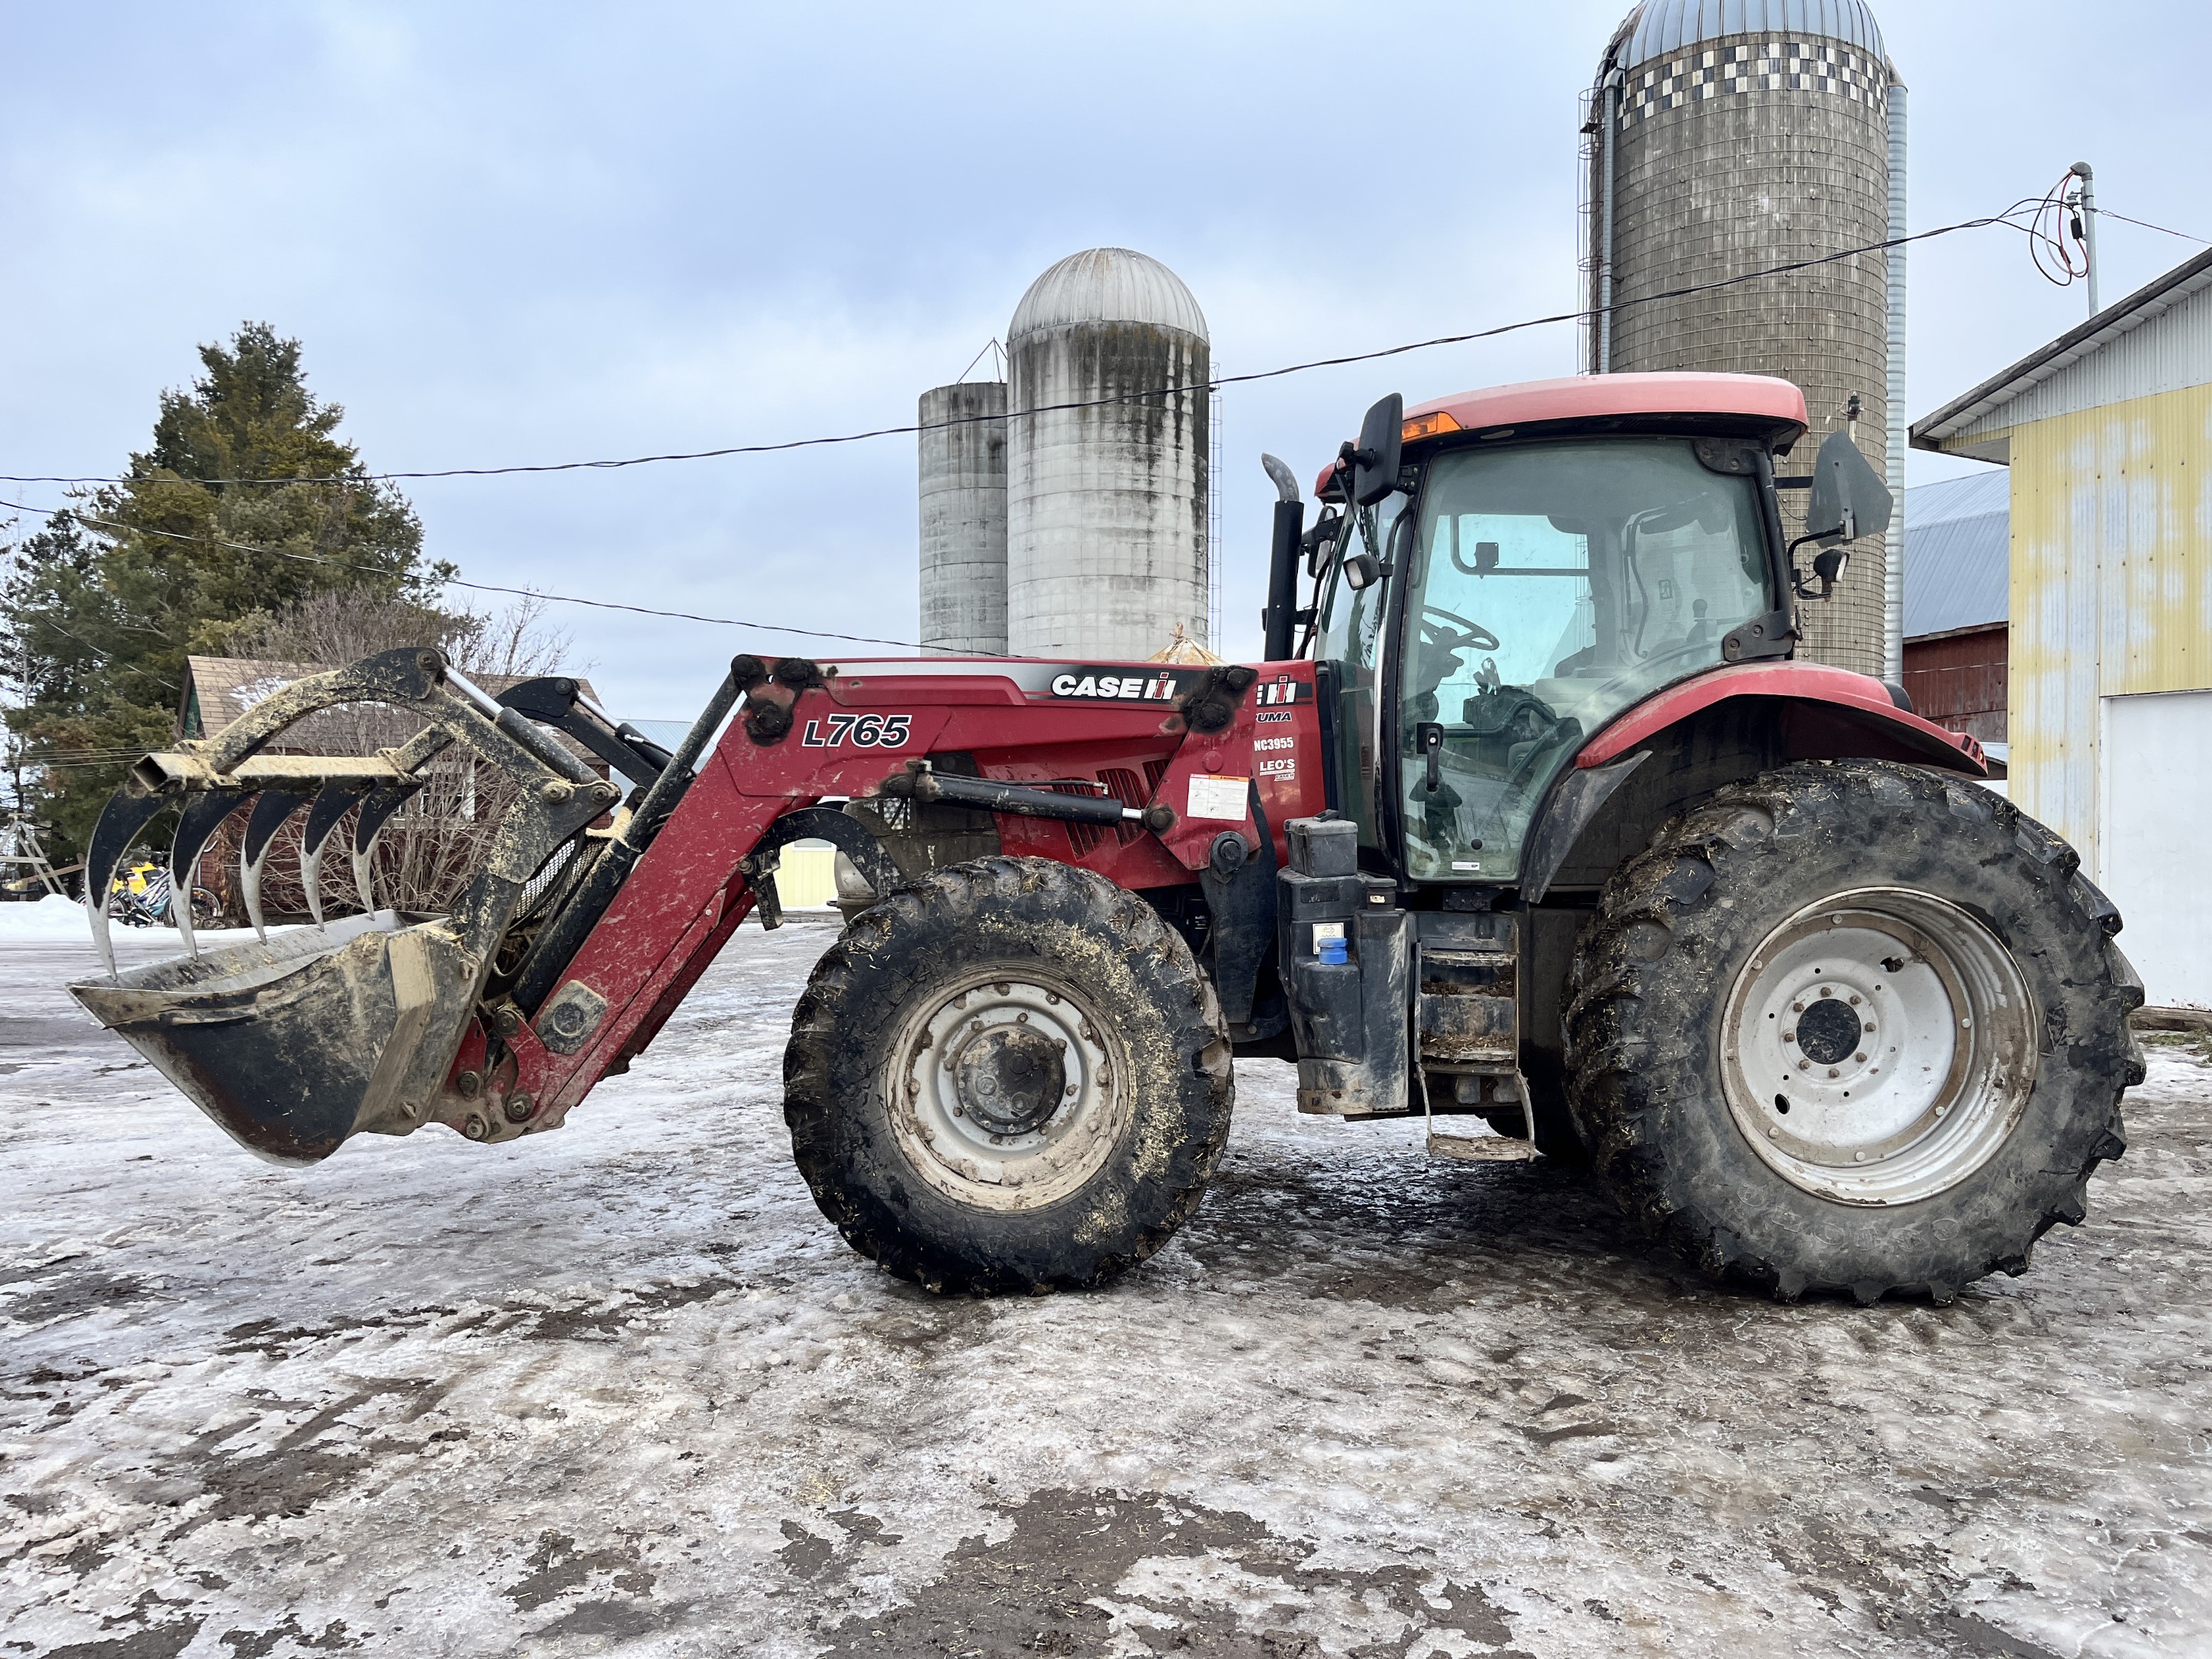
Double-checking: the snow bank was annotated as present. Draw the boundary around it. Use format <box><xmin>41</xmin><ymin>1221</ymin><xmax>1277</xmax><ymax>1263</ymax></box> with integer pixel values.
<box><xmin>0</xmin><ymin>894</ymin><xmax>109</xmax><ymax>942</ymax></box>
<box><xmin>0</xmin><ymin>892</ymin><xmax>293</xmax><ymax>946</ymax></box>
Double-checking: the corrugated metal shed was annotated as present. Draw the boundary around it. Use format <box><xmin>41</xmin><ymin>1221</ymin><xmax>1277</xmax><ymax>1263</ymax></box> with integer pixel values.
<box><xmin>1911</xmin><ymin>245</ymin><xmax>2212</xmax><ymax>462</ymax></box>
<box><xmin>1613</xmin><ymin>0</ymin><xmax>1888</xmax><ymax>68</ymax></box>
<box><xmin>1912</xmin><ymin>243</ymin><xmax>2212</xmax><ymax>1006</ymax></box>
<box><xmin>1902</xmin><ymin>470</ymin><xmax>2008</xmax><ymax>638</ymax></box>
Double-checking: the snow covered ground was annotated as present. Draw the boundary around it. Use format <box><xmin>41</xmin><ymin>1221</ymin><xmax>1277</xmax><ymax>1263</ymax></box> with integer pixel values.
<box><xmin>2</xmin><ymin>917</ymin><xmax>2207</xmax><ymax>1657</ymax></box>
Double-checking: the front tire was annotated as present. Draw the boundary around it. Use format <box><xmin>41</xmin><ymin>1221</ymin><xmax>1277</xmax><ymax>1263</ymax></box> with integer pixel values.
<box><xmin>1566</xmin><ymin>760</ymin><xmax>2143</xmax><ymax>1303</ymax></box>
<box><xmin>784</xmin><ymin>857</ymin><xmax>1234</xmax><ymax>1294</ymax></box>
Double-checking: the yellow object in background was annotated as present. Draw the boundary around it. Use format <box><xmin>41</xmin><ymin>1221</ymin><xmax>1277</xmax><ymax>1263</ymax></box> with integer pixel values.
<box><xmin>774</xmin><ymin>845</ymin><xmax>839</xmax><ymax>908</ymax></box>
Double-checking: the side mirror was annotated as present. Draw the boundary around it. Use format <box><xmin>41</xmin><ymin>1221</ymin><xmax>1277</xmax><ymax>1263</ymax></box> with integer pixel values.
<box><xmin>1302</xmin><ymin>509</ymin><xmax>1343</xmax><ymax>578</ymax></box>
<box><xmin>1352</xmin><ymin>393</ymin><xmax>1403</xmax><ymax>507</ymax></box>
<box><xmin>1805</xmin><ymin>429</ymin><xmax>1893</xmax><ymax>544</ymax></box>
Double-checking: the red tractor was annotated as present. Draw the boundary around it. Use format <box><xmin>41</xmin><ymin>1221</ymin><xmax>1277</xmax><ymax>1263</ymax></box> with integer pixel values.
<box><xmin>72</xmin><ymin>372</ymin><xmax>2141</xmax><ymax>1304</ymax></box>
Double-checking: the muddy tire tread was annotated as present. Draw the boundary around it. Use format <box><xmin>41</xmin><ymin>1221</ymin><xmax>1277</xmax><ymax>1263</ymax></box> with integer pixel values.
<box><xmin>784</xmin><ymin>856</ymin><xmax>1234</xmax><ymax>1295</ymax></box>
<box><xmin>1564</xmin><ymin>759</ymin><xmax>2142</xmax><ymax>1303</ymax></box>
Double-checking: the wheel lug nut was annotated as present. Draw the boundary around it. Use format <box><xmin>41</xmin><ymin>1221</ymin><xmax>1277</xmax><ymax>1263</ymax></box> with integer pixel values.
<box><xmin>1793</xmin><ymin>1002</ymin><xmax>1806</xmax><ymax>1013</ymax></box>
<box><xmin>1827</xmin><ymin>1068</ymin><xmax>1839</xmax><ymax>1078</ymax></box>
<box><xmin>1849</xmin><ymin>995</ymin><xmax>1862</xmax><ymax>1006</ymax></box>
<box><xmin>1798</xmin><ymin>1060</ymin><xmax>1810</xmax><ymax>1071</ymax></box>
<box><xmin>1783</xmin><ymin>1031</ymin><xmax>1796</xmax><ymax>1044</ymax></box>
<box><xmin>1854</xmin><ymin>1052</ymin><xmax>1866</xmax><ymax>1063</ymax></box>
<box><xmin>1819</xmin><ymin>988</ymin><xmax>1833</xmax><ymax>999</ymax></box>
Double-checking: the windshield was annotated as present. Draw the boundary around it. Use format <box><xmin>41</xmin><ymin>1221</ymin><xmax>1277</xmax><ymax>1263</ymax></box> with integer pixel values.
<box><xmin>1398</xmin><ymin>437</ymin><xmax>1773</xmax><ymax>882</ymax></box>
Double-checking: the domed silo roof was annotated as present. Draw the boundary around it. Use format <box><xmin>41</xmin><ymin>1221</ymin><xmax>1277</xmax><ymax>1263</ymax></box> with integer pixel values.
<box><xmin>1008</xmin><ymin>247</ymin><xmax>1209</xmax><ymax>343</ymax></box>
<box><xmin>1004</xmin><ymin>247</ymin><xmax>1211</xmax><ymax>658</ymax></box>
<box><xmin>1610</xmin><ymin>0</ymin><xmax>1888</xmax><ymax>71</ymax></box>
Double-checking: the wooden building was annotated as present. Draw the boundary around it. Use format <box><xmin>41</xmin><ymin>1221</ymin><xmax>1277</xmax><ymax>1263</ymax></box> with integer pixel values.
<box><xmin>1899</xmin><ymin>469</ymin><xmax>2009</xmax><ymax>753</ymax></box>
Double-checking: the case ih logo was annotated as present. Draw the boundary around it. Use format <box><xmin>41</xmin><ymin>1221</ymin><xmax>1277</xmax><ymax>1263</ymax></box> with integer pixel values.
<box><xmin>1045</xmin><ymin>669</ymin><xmax>1310</xmax><ymax>707</ymax></box>
<box><xmin>1048</xmin><ymin>669</ymin><xmax>1188</xmax><ymax>702</ymax></box>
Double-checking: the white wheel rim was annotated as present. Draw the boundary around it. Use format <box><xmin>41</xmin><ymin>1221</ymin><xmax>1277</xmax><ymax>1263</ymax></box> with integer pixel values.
<box><xmin>1720</xmin><ymin>888</ymin><xmax>2038</xmax><ymax>1206</ymax></box>
<box><xmin>887</xmin><ymin>970</ymin><xmax>1130</xmax><ymax>1211</ymax></box>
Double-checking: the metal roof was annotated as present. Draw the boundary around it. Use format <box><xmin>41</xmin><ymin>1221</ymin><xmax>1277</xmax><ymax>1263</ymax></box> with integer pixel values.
<box><xmin>1912</xmin><ymin>243</ymin><xmax>2212</xmax><ymax>452</ymax></box>
<box><xmin>1610</xmin><ymin>0</ymin><xmax>1888</xmax><ymax>69</ymax></box>
<box><xmin>1008</xmin><ymin>248</ymin><xmax>1208</xmax><ymax>343</ymax></box>
<box><xmin>1902</xmin><ymin>472</ymin><xmax>2009</xmax><ymax>638</ymax></box>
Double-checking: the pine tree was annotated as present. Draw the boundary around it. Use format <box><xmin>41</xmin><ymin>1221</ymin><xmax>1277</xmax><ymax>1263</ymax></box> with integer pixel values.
<box><xmin>2</xmin><ymin>323</ymin><xmax>449</xmax><ymax>857</ymax></box>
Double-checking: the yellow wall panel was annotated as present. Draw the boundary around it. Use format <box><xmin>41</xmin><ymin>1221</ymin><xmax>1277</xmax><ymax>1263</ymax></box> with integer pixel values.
<box><xmin>1982</xmin><ymin>382</ymin><xmax>2212</xmax><ymax>865</ymax></box>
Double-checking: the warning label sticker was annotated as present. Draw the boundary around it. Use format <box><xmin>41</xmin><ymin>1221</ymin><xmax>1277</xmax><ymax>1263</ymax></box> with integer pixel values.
<box><xmin>1187</xmin><ymin>775</ymin><xmax>1250</xmax><ymax>821</ymax></box>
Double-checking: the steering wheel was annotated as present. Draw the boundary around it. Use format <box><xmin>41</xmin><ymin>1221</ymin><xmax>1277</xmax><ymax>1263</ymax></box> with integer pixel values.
<box><xmin>1419</xmin><ymin>603</ymin><xmax>1500</xmax><ymax>654</ymax></box>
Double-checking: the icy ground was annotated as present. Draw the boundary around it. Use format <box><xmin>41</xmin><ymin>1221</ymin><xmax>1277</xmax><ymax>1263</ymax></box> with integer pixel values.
<box><xmin>2</xmin><ymin>919</ymin><xmax>2208</xmax><ymax>1659</ymax></box>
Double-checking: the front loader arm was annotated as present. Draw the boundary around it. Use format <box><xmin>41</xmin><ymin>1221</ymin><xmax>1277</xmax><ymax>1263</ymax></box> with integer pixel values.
<box><xmin>512</xmin><ymin>658</ymin><xmax>1318</xmax><ymax>1124</ymax></box>
<box><xmin>68</xmin><ymin>646</ymin><xmax>1305</xmax><ymax>1165</ymax></box>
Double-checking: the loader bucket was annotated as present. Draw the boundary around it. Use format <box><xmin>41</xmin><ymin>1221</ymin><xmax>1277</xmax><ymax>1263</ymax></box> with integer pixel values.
<box><xmin>71</xmin><ymin>911</ymin><xmax>482</xmax><ymax>1165</ymax></box>
<box><xmin>62</xmin><ymin>645</ymin><xmax>676</xmax><ymax>1164</ymax></box>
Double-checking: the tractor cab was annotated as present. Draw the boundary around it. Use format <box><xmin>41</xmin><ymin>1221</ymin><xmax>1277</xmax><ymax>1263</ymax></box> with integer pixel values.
<box><xmin>1278</xmin><ymin>374</ymin><xmax>1886</xmax><ymax>891</ymax></box>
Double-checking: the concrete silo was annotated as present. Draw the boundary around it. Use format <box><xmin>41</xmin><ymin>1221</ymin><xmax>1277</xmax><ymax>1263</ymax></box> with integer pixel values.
<box><xmin>1005</xmin><ymin>248</ymin><xmax>1210</xmax><ymax>660</ymax></box>
<box><xmin>1588</xmin><ymin>0</ymin><xmax>1905</xmax><ymax>680</ymax></box>
<box><xmin>917</xmin><ymin>381</ymin><xmax>1008</xmax><ymax>654</ymax></box>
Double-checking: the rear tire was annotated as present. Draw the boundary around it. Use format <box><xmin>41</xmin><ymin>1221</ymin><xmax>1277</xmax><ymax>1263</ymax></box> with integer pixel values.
<box><xmin>1565</xmin><ymin>760</ymin><xmax>2144</xmax><ymax>1303</ymax></box>
<box><xmin>784</xmin><ymin>856</ymin><xmax>1234</xmax><ymax>1294</ymax></box>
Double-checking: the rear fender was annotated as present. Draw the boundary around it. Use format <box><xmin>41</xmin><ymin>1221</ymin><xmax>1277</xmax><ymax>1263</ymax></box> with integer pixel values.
<box><xmin>1574</xmin><ymin>662</ymin><xmax>1988</xmax><ymax>777</ymax></box>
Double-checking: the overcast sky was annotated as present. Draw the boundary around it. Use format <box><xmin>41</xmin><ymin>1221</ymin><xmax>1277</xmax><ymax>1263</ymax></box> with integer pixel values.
<box><xmin>3</xmin><ymin>2</ymin><xmax>2201</xmax><ymax>718</ymax></box>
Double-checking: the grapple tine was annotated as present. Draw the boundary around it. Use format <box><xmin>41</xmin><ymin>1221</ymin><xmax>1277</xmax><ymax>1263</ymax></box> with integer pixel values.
<box><xmin>84</xmin><ymin>788</ymin><xmax>168</xmax><ymax>976</ymax></box>
<box><xmin>350</xmin><ymin>782</ymin><xmax>419</xmax><ymax>914</ymax></box>
<box><xmin>299</xmin><ymin>784</ymin><xmax>366</xmax><ymax>928</ymax></box>
<box><xmin>168</xmin><ymin>788</ymin><xmax>253</xmax><ymax>959</ymax></box>
<box><xmin>240</xmin><ymin>789</ymin><xmax>312</xmax><ymax>942</ymax></box>
<box><xmin>173</xmin><ymin>878</ymin><xmax>197</xmax><ymax>959</ymax></box>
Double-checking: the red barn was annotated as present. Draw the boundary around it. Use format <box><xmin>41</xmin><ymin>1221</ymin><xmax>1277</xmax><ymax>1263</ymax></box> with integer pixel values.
<box><xmin>1900</xmin><ymin>470</ymin><xmax>2008</xmax><ymax>759</ymax></box>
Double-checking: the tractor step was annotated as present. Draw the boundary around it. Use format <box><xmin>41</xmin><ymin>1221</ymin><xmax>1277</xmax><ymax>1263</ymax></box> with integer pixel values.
<box><xmin>1426</xmin><ymin>1125</ymin><xmax>1542</xmax><ymax>1163</ymax></box>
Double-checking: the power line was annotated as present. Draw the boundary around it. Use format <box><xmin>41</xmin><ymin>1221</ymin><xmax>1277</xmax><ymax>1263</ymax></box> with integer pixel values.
<box><xmin>0</xmin><ymin>498</ymin><xmax>934</xmax><ymax>651</ymax></box>
<box><xmin>2092</xmin><ymin>206</ymin><xmax>2210</xmax><ymax>244</ymax></box>
<box><xmin>1</xmin><ymin>203</ymin><xmax>2051</xmax><ymax>492</ymax></box>
<box><xmin>0</xmin><ymin>200</ymin><xmax>2061</xmax><ymax>655</ymax></box>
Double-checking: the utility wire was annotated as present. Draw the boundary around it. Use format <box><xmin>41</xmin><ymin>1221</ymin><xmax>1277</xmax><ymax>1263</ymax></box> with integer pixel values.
<box><xmin>0</xmin><ymin>497</ymin><xmax>934</xmax><ymax>651</ymax></box>
<box><xmin>2091</xmin><ymin>206</ymin><xmax>2211</xmax><ymax>244</ymax></box>
<box><xmin>0</xmin><ymin>200</ymin><xmax>2066</xmax><ymax>656</ymax></box>
<box><xmin>1</xmin><ymin>203</ymin><xmax>2055</xmax><ymax>492</ymax></box>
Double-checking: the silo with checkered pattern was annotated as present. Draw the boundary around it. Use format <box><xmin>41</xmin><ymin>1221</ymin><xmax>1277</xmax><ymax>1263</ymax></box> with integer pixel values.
<box><xmin>1588</xmin><ymin>0</ymin><xmax>1904</xmax><ymax>680</ymax></box>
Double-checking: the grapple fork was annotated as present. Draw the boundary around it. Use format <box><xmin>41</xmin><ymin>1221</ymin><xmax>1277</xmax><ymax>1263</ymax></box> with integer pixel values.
<box><xmin>69</xmin><ymin>647</ymin><xmax>621</xmax><ymax>1164</ymax></box>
